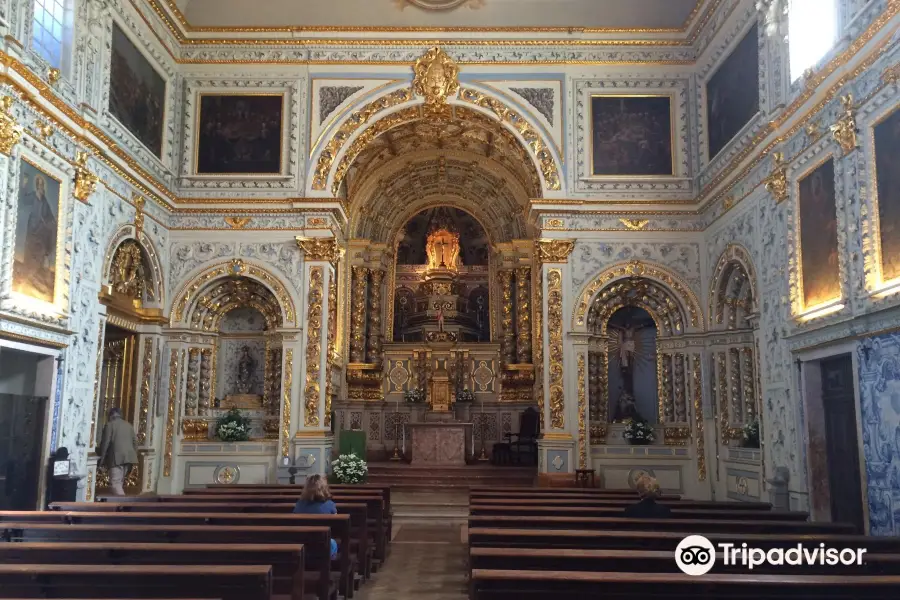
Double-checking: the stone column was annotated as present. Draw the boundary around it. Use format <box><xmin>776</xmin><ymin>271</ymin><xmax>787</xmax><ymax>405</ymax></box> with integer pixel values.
<box><xmin>535</xmin><ymin>239</ymin><xmax>576</xmax><ymax>478</ymax></box>
<box><xmin>498</xmin><ymin>269</ymin><xmax>516</xmax><ymax>366</ymax></box>
<box><xmin>349</xmin><ymin>266</ymin><xmax>369</xmax><ymax>363</ymax></box>
<box><xmin>515</xmin><ymin>266</ymin><xmax>532</xmax><ymax>364</ymax></box>
<box><xmin>367</xmin><ymin>269</ymin><xmax>385</xmax><ymax>365</ymax></box>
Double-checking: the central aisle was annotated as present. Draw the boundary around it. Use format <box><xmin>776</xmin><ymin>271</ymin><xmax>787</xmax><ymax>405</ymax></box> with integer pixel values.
<box><xmin>357</xmin><ymin>523</ymin><xmax>468</xmax><ymax>600</ymax></box>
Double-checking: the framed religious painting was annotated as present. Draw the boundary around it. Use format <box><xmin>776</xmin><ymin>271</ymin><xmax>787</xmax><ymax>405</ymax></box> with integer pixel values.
<box><xmin>195</xmin><ymin>94</ymin><xmax>285</xmax><ymax>175</ymax></box>
<box><xmin>590</xmin><ymin>95</ymin><xmax>674</xmax><ymax>177</ymax></box>
<box><xmin>12</xmin><ymin>158</ymin><xmax>63</xmax><ymax>304</ymax></box>
<box><xmin>873</xmin><ymin>105</ymin><xmax>900</xmax><ymax>284</ymax></box>
<box><xmin>797</xmin><ymin>157</ymin><xmax>841</xmax><ymax>311</ymax></box>
<box><xmin>108</xmin><ymin>23</ymin><xmax>166</xmax><ymax>158</ymax></box>
<box><xmin>705</xmin><ymin>23</ymin><xmax>760</xmax><ymax>160</ymax></box>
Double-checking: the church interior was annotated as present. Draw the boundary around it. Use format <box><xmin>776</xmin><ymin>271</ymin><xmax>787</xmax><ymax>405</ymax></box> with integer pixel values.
<box><xmin>0</xmin><ymin>0</ymin><xmax>899</xmax><ymax>597</ymax></box>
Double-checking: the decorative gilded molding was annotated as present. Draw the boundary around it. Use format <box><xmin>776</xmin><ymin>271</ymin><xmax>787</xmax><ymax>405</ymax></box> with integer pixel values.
<box><xmin>620</xmin><ymin>218</ymin><xmax>649</xmax><ymax>231</ymax></box>
<box><xmin>0</xmin><ymin>96</ymin><xmax>23</xmax><ymax>155</ymax></box>
<box><xmin>304</xmin><ymin>268</ymin><xmax>325</xmax><ymax>427</ymax></box>
<box><xmin>535</xmin><ymin>239</ymin><xmax>575</xmax><ymax>264</ymax></box>
<box><xmin>577</xmin><ymin>353</ymin><xmax>587</xmax><ymax>469</ymax></box>
<box><xmin>296</xmin><ymin>236</ymin><xmax>341</xmax><ymax>263</ymax></box>
<box><xmin>692</xmin><ymin>355</ymin><xmax>706</xmax><ymax>481</ymax></box>
<box><xmin>224</xmin><ymin>216</ymin><xmax>252</xmax><ymax>229</ymax></box>
<box><xmin>764</xmin><ymin>152</ymin><xmax>789</xmax><ymax>204</ymax></box>
<box><xmin>830</xmin><ymin>94</ymin><xmax>858</xmax><ymax>156</ymax></box>
<box><xmin>137</xmin><ymin>338</ymin><xmax>153</xmax><ymax>445</ymax></box>
<box><xmin>663</xmin><ymin>426</ymin><xmax>691</xmax><ymax>446</ymax></box>
<box><xmin>181</xmin><ymin>418</ymin><xmax>209</xmax><ymax>441</ymax></box>
<box><xmin>325</xmin><ymin>274</ymin><xmax>338</xmax><ymax>427</ymax></box>
<box><xmin>73</xmin><ymin>151</ymin><xmax>99</xmax><ymax>203</ymax></box>
<box><xmin>37</xmin><ymin>121</ymin><xmax>53</xmax><ymax>139</ymax></box>
<box><xmin>547</xmin><ymin>268</ymin><xmax>564</xmax><ymax>429</ymax></box>
<box><xmin>163</xmin><ymin>349</ymin><xmax>179</xmax><ymax>477</ymax></box>
<box><xmin>89</xmin><ymin>321</ymin><xmax>105</xmax><ymax>445</ymax></box>
<box><xmin>366</xmin><ymin>269</ymin><xmax>385</xmax><ymax>365</ymax></box>
<box><xmin>281</xmin><ymin>348</ymin><xmax>293</xmax><ymax>457</ymax></box>
<box><xmin>499</xmin><ymin>269</ymin><xmax>516</xmax><ymax>366</ymax></box>
<box><xmin>515</xmin><ymin>267</ymin><xmax>532</xmax><ymax>364</ymax></box>
<box><xmin>349</xmin><ymin>266</ymin><xmax>369</xmax><ymax>363</ymax></box>
<box><xmin>413</xmin><ymin>47</ymin><xmax>459</xmax><ymax>111</ymax></box>
<box><xmin>133</xmin><ymin>195</ymin><xmax>146</xmax><ymax>239</ymax></box>
<box><xmin>533</xmin><ymin>268</ymin><xmax>545</xmax><ymax>430</ymax></box>
<box><xmin>46</xmin><ymin>67</ymin><xmax>61</xmax><ymax>86</ymax></box>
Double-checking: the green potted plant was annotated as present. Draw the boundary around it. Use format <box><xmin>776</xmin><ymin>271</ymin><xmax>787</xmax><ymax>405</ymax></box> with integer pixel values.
<box><xmin>623</xmin><ymin>418</ymin><xmax>655</xmax><ymax>446</ymax></box>
<box><xmin>215</xmin><ymin>407</ymin><xmax>251</xmax><ymax>442</ymax></box>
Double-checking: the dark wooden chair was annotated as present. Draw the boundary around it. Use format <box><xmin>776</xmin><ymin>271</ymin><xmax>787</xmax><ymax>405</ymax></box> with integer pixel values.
<box><xmin>505</xmin><ymin>408</ymin><xmax>539</xmax><ymax>465</ymax></box>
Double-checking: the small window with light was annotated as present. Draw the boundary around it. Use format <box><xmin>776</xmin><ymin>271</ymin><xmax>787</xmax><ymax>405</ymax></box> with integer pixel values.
<box><xmin>31</xmin><ymin>0</ymin><xmax>75</xmax><ymax>74</ymax></box>
<box><xmin>789</xmin><ymin>0</ymin><xmax>838</xmax><ymax>82</ymax></box>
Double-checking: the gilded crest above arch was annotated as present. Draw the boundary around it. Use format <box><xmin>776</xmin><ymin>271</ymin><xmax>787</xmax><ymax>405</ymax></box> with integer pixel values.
<box><xmin>572</xmin><ymin>260</ymin><xmax>703</xmax><ymax>333</ymax></box>
<box><xmin>169</xmin><ymin>259</ymin><xmax>298</xmax><ymax>329</ymax></box>
<box><xmin>101</xmin><ymin>225</ymin><xmax>165</xmax><ymax>308</ymax></box>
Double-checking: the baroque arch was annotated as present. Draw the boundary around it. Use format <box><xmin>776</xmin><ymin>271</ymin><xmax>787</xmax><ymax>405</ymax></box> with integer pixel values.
<box><xmin>169</xmin><ymin>259</ymin><xmax>298</xmax><ymax>330</ymax></box>
<box><xmin>572</xmin><ymin>260</ymin><xmax>703</xmax><ymax>334</ymax></box>
<box><xmin>101</xmin><ymin>225</ymin><xmax>165</xmax><ymax>308</ymax></box>
<box><xmin>709</xmin><ymin>244</ymin><xmax>758</xmax><ymax>330</ymax></box>
<box><xmin>309</xmin><ymin>83</ymin><xmax>562</xmax><ymax>197</ymax></box>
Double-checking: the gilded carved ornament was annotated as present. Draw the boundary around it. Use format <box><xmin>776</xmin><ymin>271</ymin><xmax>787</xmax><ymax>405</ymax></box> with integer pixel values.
<box><xmin>73</xmin><ymin>151</ymin><xmax>99</xmax><ymax>202</ymax></box>
<box><xmin>764</xmin><ymin>152</ymin><xmax>789</xmax><ymax>204</ymax></box>
<box><xmin>413</xmin><ymin>47</ymin><xmax>459</xmax><ymax>110</ymax></box>
<box><xmin>830</xmin><ymin>94</ymin><xmax>858</xmax><ymax>156</ymax></box>
<box><xmin>620</xmin><ymin>218</ymin><xmax>649</xmax><ymax>231</ymax></box>
<box><xmin>224</xmin><ymin>216</ymin><xmax>252</xmax><ymax>229</ymax></box>
<box><xmin>296</xmin><ymin>236</ymin><xmax>342</xmax><ymax>264</ymax></box>
<box><xmin>110</xmin><ymin>240</ymin><xmax>147</xmax><ymax>301</ymax></box>
<box><xmin>0</xmin><ymin>96</ymin><xmax>23</xmax><ymax>156</ymax></box>
<box><xmin>535</xmin><ymin>239</ymin><xmax>575</xmax><ymax>263</ymax></box>
<box><xmin>47</xmin><ymin>67</ymin><xmax>61</xmax><ymax>86</ymax></box>
<box><xmin>133</xmin><ymin>195</ymin><xmax>145</xmax><ymax>238</ymax></box>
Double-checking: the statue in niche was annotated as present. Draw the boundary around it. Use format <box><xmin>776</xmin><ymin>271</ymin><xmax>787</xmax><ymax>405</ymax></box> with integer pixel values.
<box><xmin>236</xmin><ymin>345</ymin><xmax>256</xmax><ymax>394</ymax></box>
<box><xmin>425</xmin><ymin>227</ymin><xmax>461</xmax><ymax>271</ymax></box>
<box><xmin>111</xmin><ymin>241</ymin><xmax>147</xmax><ymax>301</ymax></box>
<box><xmin>614</xmin><ymin>388</ymin><xmax>642</xmax><ymax>422</ymax></box>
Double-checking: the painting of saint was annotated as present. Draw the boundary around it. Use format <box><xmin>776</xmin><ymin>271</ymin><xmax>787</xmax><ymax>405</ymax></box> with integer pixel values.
<box><xmin>590</xmin><ymin>96</ymin><xmax>673</xmax><ymax>176</ymax></box>
<box><xmin>12</xmin><ymin>160</ymin><xmax>61</xmax><ymax>303</ymax></box>
<box><xmin>874</xmin><ymin>107</ymin><xmax>900</xmax><ymax>282</ymax></box>
<box><xmin>196</xmin><ymin>94</ymin><xmax>284</xmax><ymax>175</ymax></box>
<box><xmin>706</xmin><ymin>24</ymin><xmax>760</xmax><ymax>159</ymax></box>
<box><xmin>798</xmin><ymin>158</ymin><xmax>840</xmax><ymax>309</ymax></box>
<box><xmin>108</xmin><ymin>24</ymin><xmax>166</xmax><ymax>158</ymax></box>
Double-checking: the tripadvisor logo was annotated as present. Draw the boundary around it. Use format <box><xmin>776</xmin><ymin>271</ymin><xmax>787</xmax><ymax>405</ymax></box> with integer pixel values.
<box><xmin>675</xmin><ymin>535</ymin><xmax>868</xmax><ymax>576</ymax></box>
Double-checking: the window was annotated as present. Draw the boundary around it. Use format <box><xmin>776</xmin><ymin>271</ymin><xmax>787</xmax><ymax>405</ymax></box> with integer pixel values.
<box><xmin>789</xmin><ymin>0</ymin><xmax>838</xmax><ymax>81</ymax></box>
<box><xmin>31</xmin><ymin>0</ymin><xmax>74</xmax><ymax>73</ymax></box>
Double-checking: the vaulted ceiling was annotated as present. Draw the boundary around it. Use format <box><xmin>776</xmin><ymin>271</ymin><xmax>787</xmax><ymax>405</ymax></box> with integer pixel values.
<box><xmin>171</xmin><ymin>0</ymin><xmax>701</xmax><ymax>30</ymax></box>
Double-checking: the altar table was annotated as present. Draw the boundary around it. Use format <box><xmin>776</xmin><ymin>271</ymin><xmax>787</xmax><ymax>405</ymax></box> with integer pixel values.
<box><xmin>406</xmin><ymin>422</ymin><xmax>474</xmax><ymax>466</ymax></box>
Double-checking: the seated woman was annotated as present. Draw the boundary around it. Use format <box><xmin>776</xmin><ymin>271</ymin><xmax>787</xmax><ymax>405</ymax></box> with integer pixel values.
<box><xmin>623</xmin><ymin>474</ymin><xmax>672</xmax><ymax>519</ymax></box>
<box><xmin>293</xmin><ymin>474</ymin><xmax>339</xmax><ymax>558</ymax></box>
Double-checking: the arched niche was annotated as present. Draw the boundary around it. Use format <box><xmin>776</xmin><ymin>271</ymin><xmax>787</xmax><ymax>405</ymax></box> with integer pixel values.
<box><xmin>101</xmin><ymin>229</ymin><xmax>165</xmax><ymax>314</ymax></box>
<box><xmin>709</xmin><ymin>244</ymin><xmax>758</xmax><ymax>330</ymax></box>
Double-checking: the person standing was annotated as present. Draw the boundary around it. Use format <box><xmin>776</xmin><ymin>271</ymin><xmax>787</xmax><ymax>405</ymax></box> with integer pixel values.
<box><xmin>98</xmin><ymin>407</ymin><xmax>138</xmax><ymax>496</ymax></box>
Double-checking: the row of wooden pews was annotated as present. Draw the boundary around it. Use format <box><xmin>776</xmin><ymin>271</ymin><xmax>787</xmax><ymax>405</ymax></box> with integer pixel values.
<box><xmin>467</xmin><ymin>485</ymin><xmax>900</xmax><ymax>599</ymax></box>
<box><xmin>0</xmin><ymin>482</ymin><xmax>392</xmax><ymax>600</ymax></box>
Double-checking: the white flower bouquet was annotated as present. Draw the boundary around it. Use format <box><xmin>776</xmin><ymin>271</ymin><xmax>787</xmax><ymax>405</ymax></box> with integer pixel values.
<box><xmin>622</xmin><ymin>418</ymin><xmax>655</xmax><ymax>445</ymax></box>
<box><xmin>215</xmin><ymin>408</ymin><xmax>251</xmax><ymax>442</ymax></box>
<box><xmin>332</xmin><ymin>453</ymin><xmax>368</xmax><ymax>484</ymax></box>
<box><xmin>455</xmin><ymin>388</ymin><xmax>475</xmax><ymax>403</ymax></box>
<box><xmin>404</xmin><ymin>388</ymin><xmax>425</xmax><ymax>403</ymax></box>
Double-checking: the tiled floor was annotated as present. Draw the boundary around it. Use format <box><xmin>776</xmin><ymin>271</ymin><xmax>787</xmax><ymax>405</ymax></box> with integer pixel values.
<box><xmin>357</xmin><ymin>523</ymin><xmax>468</xmax><ymax>600</ymax></box>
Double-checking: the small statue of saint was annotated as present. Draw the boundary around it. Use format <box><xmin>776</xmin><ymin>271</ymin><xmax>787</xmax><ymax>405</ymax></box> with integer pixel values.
<box><xmin>436</xmin><ymin>306</ymin><xmax>445</xmax><ymax>332</ymax></box>
<box><xmin>614</xmin><ymin>389</ymin><xmax>641</xmax><ymax>423</ymax></box>
<box><xmin>236</xmin><ymin>346</ymin><xmax>255</xmax><ymax>394</ymax></box>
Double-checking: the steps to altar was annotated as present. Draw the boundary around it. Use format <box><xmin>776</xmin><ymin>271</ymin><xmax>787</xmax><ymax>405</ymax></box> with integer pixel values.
<box><xmin>365</xmin><ymin>462</ymin><xmax>535</xmax><ymax>490</ymax></box>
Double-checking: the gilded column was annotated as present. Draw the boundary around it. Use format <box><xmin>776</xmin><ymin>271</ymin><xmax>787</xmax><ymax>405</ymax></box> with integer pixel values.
<box><xmin>350</xmin><ymin>266</ymin><xmax>369</xmax><ymax>363</ymax></box>
<box><xmin>366</xmin><ymin>269</ymin><xmax>385</xmax><ymax>365</ymax></box>
<box><xmin>499</xmin><ymin>269</ymin><xmax>516</xmax><ymax>366</ymax></box>
<box><xmin>515</xmin><ymin>266</ymin><xmax>532</xmax><ymax>364</ymax></box>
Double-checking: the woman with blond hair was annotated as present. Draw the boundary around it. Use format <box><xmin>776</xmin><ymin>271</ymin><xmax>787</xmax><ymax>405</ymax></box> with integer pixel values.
<box><xmin>294</xmin><ymin>474</ymin><xmax>339</xmax><ymax>558</ymax></box>
<box><xmin>623</xmin><ymin>474</ymin><xmax>671</xmax><ymax>519</ymax></box>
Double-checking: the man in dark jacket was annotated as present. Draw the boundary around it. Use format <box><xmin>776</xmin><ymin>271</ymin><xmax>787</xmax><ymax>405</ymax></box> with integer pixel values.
<box><xmin>623</xmin><ymin>474</ymin><xmax>672</xmax><ymax>518</ymax></box>
<box><xmin>98</xmin><ymin>407</ymin><xmax>139</xmax><ymax>495</ymax></box>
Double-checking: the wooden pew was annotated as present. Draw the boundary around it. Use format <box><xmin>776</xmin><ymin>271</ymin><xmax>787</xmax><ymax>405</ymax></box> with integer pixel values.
<box><xmin>0</xmin><ymin>543</ymin><xmax>303</xmax><ymax>600</ymax></box>
<box><xmin>467</xmin><ymin>514</ymin><xmax>851</xmax><ymax>535</ymax></box>
<box><xmin>470</xmin><ymin>570</ymin><xmax>900</xmax><ymax>600</ymax></box>
<box><xmin>0</xmin><ymin>564</ymin><xmax>271</xmax><ymax>600</ymax></box>
<box><xmin>56</xmin><ymin>500</ymin><xmax>375</xmax><ymax>582</ymax></box>
<box><xmin>469</xmin><ymin>503</ymin><xmax>810</xmax><ymax>521</ymax></box>
<box><xmin>468</xmin><ymin>527</ymin><xmax>900</xmax><ymax>552</ymax></box>
<box><xmin>97</xmin><ymin>494</ymin><xmax>390</xmax><ymax>565</ymax></box>
<box><xmin>470</xmin><ymin>486</ymin><xmax>680</xmax><ymax>498</ymax></box>
<box><xmin>469</xmin><ymin>547</ymin><xmax>900</xmax><ymax>575</ymax></box>
<box><xmin>469</xmin><ymin>496</ymin><xmax>775</xmax><ymax>510</ymax></box>
<box><xmin>0</xmin><ymin>523</ymin><xmax>334</xmax><ymax>600</ymax></box>
<box><xmin>0</xmin><ymin>511</ymin><xmax>351</xmax><ymax>598</ymax></box>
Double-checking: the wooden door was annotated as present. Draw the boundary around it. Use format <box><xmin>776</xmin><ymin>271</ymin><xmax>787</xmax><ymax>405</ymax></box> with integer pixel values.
<box><xmin>820</xmin><ymin>355</ymin><xmax>865</xmax><ymax>532</ymax></box>
<box><xmin>0</xmin><ymin>394</ymin><xmax>48</xmax><ymax>510</ymax></box>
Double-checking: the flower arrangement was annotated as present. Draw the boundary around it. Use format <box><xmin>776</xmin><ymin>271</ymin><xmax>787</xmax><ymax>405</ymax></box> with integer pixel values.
<box><xmin>623</xmin><ymin>418</ymin><xmax>655</xmax><ymax>445</ymax></box>
<box><xmin>455</xmin><ymin>388</ymin><xmax>475</xmax><ymax>403</ymax></box>
<box><xmin>332</xmin><ymin>453</ymin><xmax>368</xmax><ymax>484</ymax></box>
<box><xmin>404</xmin><ymin>388</ymin><xmax>425</xmax><ymax>403</ymax></box>
<box><xmin>215</xmin><ymin>408</ymin><xmax>251</xmax><ymax>442</ymax></box>
<box><xmin>742</xmin><ymin>420</ymin><xmax>760</xmax><ymax>448</ymax></box>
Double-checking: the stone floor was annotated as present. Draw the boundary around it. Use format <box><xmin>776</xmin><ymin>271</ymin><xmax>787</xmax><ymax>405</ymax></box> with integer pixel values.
<box><xmin>356</xmin><ymin>523</ymin><xmax>468</xmax><ymax>600</ymax></box>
